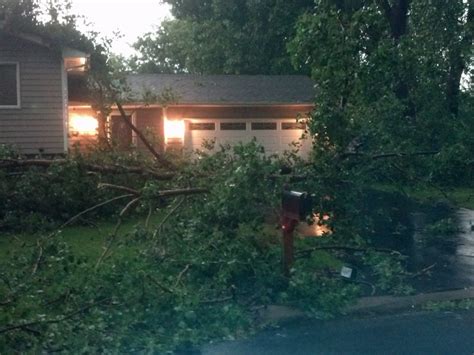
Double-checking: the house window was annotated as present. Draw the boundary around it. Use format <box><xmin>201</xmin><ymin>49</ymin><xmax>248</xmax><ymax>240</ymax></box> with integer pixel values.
<box><xmin>282</xmin><ymin>122</ymin><xmax>306</xmax><ymax>130</ymax></box>
<box><xmin>189</xmin><ymin>122</ymin><xmax>215</xmax><ymax>130</ymax></box>
<box><xmin>251</xmin><ymin>122</ymin><xmax>277</xmax><ymax>130</ymax></box>
<box><xmin>0</xmin><ymin>63</ymin><xmax>20</xmax><ymax>107</ymax></box>
<box><xmin>220</xmin><ymin>122</ymin><xmax>246</xmax><ymax>130</ymax></box>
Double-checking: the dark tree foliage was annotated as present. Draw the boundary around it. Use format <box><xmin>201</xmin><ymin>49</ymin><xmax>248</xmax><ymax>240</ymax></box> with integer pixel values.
<box><xmin>289</xmin><ymin>0</ymin><xmax>474</xmax><ymax>185</ymax></box>
<box><xmin>0</xmin><ymin>0</ymin><xmax>39</xmax><ymax>31</ymax></box>
<box><xmin>131</xmin><ymin>0</ymin><xmax>314</xmax><ymax>74</ymax></box>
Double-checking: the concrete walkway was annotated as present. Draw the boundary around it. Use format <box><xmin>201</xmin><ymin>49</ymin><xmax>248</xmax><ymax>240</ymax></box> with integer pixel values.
<box><xmin>257</xmin><ymin>287</ymin><xmax>474</xmax><ymax>324</ymax></box>
<box><xmin>203</xmin><ymin>308</ymin><xmax>474</xmax><ymax>355</ymax></box>
<box><xmin>350</xmin><ymin>286</ymin><xmax>474</xmax><ymax>313</ymax></box>
<box><xmin>203</xmin><ymin>288</ymin><xmax>474</xmax><ymax>354</ymax></box>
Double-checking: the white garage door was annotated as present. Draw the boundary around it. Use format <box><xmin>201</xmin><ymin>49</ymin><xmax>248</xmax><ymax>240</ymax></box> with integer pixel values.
<box><xmin>184</xmin><ymin>119</ymin><xmax>309</xmax><ymax>156</ymax></box>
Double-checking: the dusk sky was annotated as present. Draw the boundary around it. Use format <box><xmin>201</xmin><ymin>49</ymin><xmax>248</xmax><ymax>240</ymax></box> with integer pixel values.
<box><xmin>69</xmin><ymin>0</ymin><xmax>171</xmax><ymax>56</ymax></box>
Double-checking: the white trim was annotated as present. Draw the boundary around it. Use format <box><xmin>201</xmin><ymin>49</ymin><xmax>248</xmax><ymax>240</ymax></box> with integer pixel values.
<box><xmin>61</xmin><ymin>61</ymin><xmax>69</xmax><ymax>153</ymax></box>
<box><xmin>0</xmin><ymin>62</ymin><xmax>21</xmax><ymax>109</ymax></box>
<box><xmin>131</xmin><ymin>112</ymin><xmax>138</xmax><ymax>145</ymax></box>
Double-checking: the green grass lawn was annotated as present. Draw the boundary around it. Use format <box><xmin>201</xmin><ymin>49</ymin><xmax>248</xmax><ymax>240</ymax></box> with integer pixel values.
<box><xmin>374</xmin><ymin>185</ymin><xmax>474</xmax><ymax>210</ymax></box>
<box><xmin>1</xmin><ymin>212</ymin><xmax>339</xmax><ymax>272</ymax></box>
<box><xmin>0</xmin><ymin>214</ymin><xmax>164</xmax><ymax>260</ymax></box>
<box><xmin>412</xmin><ymin>187</ymin><xmax>474</xmax><ymax>209</ymax></box>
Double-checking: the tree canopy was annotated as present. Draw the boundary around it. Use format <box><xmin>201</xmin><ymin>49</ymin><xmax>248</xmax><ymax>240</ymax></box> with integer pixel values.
<box><xmin>290</xmin><ymin>0</ymin><xmax>473</xmax><ymax>184</ymax></box>
<box><xmin>131</xmin><ymin>0</ymin><xmax>314</xmax><ymax>74</ymax></box>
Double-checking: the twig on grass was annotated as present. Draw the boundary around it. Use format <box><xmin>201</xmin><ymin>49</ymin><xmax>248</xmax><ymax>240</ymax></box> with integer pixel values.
<box><xmin>95</xmin><ymin>197</ymin><xmax>141</xmax><ymax>269</ymax></box>
<box><xmin>174</xmin><ymin>264</ymin><xmax>191</xmax><ymax>288</ymax></box>
<box><xmin>0</xmin><ymin>158</ymin><xmax>175</xmax><ymax>180</ymax></box>
<box><xmin>98</xmin><ymin>183</ymin><xmax>140</xmax><ymax>196</ymax></box>
<box><xmin>200</xmin><ymin>296</ymin><xmax>233</xmax><ymax>305</ymax></box>
<box><xmin>153</xmin><ymin>196</ymin><xmax>186</xmax><ymax>241</ymax></box>
<box><xmin>145</xmin><ymin>205</ymin><xmax>153</xmax><ymax>229</ymax></box>
<box><xmin>53</xmin><ymin>194</ymin><xmax>135</xmax><ymax>234</ymax></box>
<box><xmin>147</xmin><ymin>275</ymin><xmax>175</xmax><ymax>294</ymax></box>
<box><xmin>296</xmin><ymin>245</ymin><xmax>404</xmax><ymax>257</ymax></box>
<box><xmin>409</xmin><ymin>263</ymin><xmax>437</xmax><ymax>278</ymax></box>
<box><xmin>31</xmin><ymin>240</ymin><xmax>44</xmax><ymax>275</ymax></box>
<box><xmin>0</xmin><ymin>298</ymin><xmax>111</xmax><ymax>335</ymax></box>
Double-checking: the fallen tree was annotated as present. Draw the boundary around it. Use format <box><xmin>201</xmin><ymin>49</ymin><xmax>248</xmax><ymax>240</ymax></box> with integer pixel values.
<box><xmin>0</xmin><ymin>158</ymin><xmax>175</xmax><ymax>180</ymax></box>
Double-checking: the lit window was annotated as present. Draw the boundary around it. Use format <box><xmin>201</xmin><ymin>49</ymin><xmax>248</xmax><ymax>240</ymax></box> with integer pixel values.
<box><xmin>0</xmin><ymin>63</ymin><xmax>19</xmax><ymax>107</ymax></box>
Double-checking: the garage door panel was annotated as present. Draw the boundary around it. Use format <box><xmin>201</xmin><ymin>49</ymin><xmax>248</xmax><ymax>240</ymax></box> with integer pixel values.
<box><xmin>218</xmin><ymin>137</ymin><xmax>251</xmax><ymax>145</ymax></box>
<box><xmin>185</xmin><ymin>119</ymin><xmax>309</xmax><ymax>156</ymax></box>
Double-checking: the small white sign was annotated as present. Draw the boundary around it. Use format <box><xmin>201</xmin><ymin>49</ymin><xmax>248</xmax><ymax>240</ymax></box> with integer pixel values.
<box><xmin>340</xmin><ymin>266</ymin><xmax>354</xmax><ymax>279</ymax></box>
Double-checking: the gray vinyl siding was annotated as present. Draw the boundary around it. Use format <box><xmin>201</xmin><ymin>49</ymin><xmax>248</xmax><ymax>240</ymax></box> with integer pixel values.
<box><xmin>0</xmin><ymin>34</ymin><xmax>65</xmax><ymax>155</ymax></box>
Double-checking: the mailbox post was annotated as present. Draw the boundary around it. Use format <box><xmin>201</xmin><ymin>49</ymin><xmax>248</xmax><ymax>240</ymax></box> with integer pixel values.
<box><xmin>281</xmin><ymin>190</ymin><xmax>311</xmax><ymax>277</ymax></box>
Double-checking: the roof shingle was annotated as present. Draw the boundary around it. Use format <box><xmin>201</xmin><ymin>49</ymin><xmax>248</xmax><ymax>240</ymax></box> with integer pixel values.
<box><xmin>126</xmin><ymin>74</ymin><xmax>315</xmax><ymax>105</ymax></box>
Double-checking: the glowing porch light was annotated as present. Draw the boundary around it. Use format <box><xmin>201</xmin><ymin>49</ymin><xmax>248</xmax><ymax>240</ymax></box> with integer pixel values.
<box><xmin>78</xmin><ymin>57</ymin><xmax>87</xmax><ymax>66</ymax></box>
<box><xmin>69</xmin><ymin>114</ymin><xmax>98</xmax><ymax>135</ymax></box>
<box><xmin>312</xmin><ymin>213</ymin><xmax>332</xmax><ymax>237</ymax></box>
<box><xmin>298</xmin><ymin>213</ymin><xmax>332</xmax><ymax>237</ymax></box>
<box><xmin>164</xmin><ymin>119</ymin><xmax>185</xmax><ymax>144</ymax></box>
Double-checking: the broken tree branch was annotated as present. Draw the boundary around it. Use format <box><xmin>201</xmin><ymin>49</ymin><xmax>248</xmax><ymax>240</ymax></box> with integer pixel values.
<box><xmin>55</xmin><ymin>194</ymin><xmax>135</xmax><ymax>232</ymax></box>
<box><xmin>154</xmin><ymin>196</ymin><xmax>186</xmax><ymax>241</ymax></box>
<box><xmin>98</xmin><ymin>183</ymin><xmax>140</xmax><ymax>196</ymax></box>
<box><xmin>296</xmin><ymin>246</ymin><xmax>404</xmax><ymax>257</ymax></box>
<box><xmin>200</xmin><ymin>296</ymin><xmax>234</xmax><ymax>305</ymax></box>
<box><xmin>158</xmin><ymin>188</ymin><xmax>209</xmax><ymax>198</ymax></box>
<box><xmin>31</xmin><ymin>240</ymin><xmax>43</xmax><ymax>275</ymax></box>
<box><xmin>116</xmin><ymin>101</ymin><xmax>176</xmax><ymax>170</ymax></box>
<box><xmin>0</xmin><ymin>159</ymin><xmax>175</xmax><ymax>180</ymax></box>
<box><xmin>0</xmin><ymin>298</ymin><xmax>111</xmax><ymax>335</ymax></box>
<box><xmin>409</xmin><ymin>263</ymin><xmax>437</xmax><ymax>278</ymax></box>
<box><xmin>174</xmin><ymin>264</ymin><xmax>191</xmax><ymax>289</ymax></box>
<box><xmin>95</xmin><ymin>197</ymin><xmax>141</xmax><ymax>269</ymax></box>
<box><xmin>342</xmin><ymin>151</ymin><xmax>439</xmax><ymax>160</ymax></box>
<box><xmin>147</xmin><ymin>275</ymin><xmax>175</xmax><ymax>294</ymax></box>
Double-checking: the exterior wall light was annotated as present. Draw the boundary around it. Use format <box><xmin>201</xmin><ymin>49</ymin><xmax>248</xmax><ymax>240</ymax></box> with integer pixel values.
<box><xmin>69</xmin><ymin>113</ymin><xmax>98</xmax><ymax>136</ymax></box>
<box><xmin>164</xmin><ymin>118</ymin><xmax>185</xmax><ymax>145</ymax></box>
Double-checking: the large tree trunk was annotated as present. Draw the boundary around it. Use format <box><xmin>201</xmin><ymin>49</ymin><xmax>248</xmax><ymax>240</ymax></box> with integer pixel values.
<box><xmin>376</xmin><ymin>0</ymin><xmax>414</xmax><ymax>118</ymax></box>
<box><xmin>446</xmin><ymin>2</ymin><xmax>473</xmax><ymax>117</ymax></box>
<box><xmin>376</xmin><ymin>0</ymin><xmax>411</xmax><ymax>40</ymax></box>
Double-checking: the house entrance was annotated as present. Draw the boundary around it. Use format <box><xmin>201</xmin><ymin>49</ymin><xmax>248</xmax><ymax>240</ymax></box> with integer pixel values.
<box><xmin>110</xmin><ymin>115</ymin><xmax>132</xmax><ymax>149</ymax></box>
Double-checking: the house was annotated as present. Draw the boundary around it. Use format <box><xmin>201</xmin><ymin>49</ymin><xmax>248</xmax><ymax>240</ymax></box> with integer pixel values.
<box><xmin>70</xmin><ymin>74</ymin><xmax>315</xmax><ymax>156</ymax></box>
<box><xmin>0</xmin><ymin>29</ymin><xmax>89</xmax><ymax>155</ymax></box>
<box><xmin>0</xmin><ymin>27</ymin><xmax>315</xmax><ymax>156</ymax></box>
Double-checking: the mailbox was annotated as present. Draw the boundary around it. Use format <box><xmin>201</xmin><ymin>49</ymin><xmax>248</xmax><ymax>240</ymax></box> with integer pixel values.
<box><xmin>282</xmin><ymin>190</ymin><xmax>312</xmax><ymax>221</ymax></box>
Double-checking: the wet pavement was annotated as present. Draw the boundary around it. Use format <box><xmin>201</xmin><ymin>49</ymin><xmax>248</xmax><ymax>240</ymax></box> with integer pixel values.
<box><xmin>202</xmin><ymin>309</ymin><xmax>474</xmax><ymax>355</ymax></box>
<box><xmin>408</xmin><ymin>208</ymin><xmax>474</xmax><ymax>291</ymax></box>
<box><xmin>450</xmin><ymin>209</ymin><xmax>474</xmax><ymax>283</ymax></box>
<box><xmin>202</xmin><ymin>207</ymin><xmax>474</xmax><ymax>354</ymax></box>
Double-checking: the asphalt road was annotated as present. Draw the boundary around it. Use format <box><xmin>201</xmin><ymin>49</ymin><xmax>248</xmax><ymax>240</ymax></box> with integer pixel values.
<box><xmin>202</xmin><ymin>310</ymin><xmax>474</xmax><ymax>355</ymax></box>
